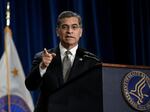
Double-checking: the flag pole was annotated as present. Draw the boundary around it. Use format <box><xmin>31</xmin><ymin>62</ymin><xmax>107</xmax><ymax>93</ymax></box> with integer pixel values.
<box><xmin>6</xmin><ymin>1</ymin><xmax>10</xmax><ymax>26</ymax></box>
<box><xmin>5</xmin><ymin>2</ymin><xmax>11</xmax><ymax>112</ymax></box>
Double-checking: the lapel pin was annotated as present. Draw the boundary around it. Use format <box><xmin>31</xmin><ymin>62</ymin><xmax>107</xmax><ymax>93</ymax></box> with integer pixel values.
<box><xmin>79</xmin><ymin>58</ymin><xmax>83</xmax><ymax>61</ymax></box>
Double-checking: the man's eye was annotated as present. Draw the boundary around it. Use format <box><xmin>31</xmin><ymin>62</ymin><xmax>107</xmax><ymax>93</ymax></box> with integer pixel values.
<box><xmin>72</xmin><ymin>25</ymin><xmax>80</xmax><ymax>30</ymax></box>
<box><xmin>61</xmin><ymin>25</ymin><xmax>68</xmax><ymax>29</ymax></box>
<box><xmin>72</xmin><ymin>26</ymin><xmax>78</xmax><ymax>29</ymax></box>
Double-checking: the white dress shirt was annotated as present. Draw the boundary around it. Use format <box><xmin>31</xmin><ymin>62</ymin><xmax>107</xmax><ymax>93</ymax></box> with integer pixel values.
<box><xmin>59</xmin><ymin>43</ymin><xmax>78</xmax><ymax>66</ymax></box>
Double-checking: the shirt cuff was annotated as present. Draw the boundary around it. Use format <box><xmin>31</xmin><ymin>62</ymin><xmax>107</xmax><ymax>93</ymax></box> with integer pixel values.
<box><xmin>39</xmin><ymin>64</ymin><xmax>47</xmax><ymax>77</ymax></box>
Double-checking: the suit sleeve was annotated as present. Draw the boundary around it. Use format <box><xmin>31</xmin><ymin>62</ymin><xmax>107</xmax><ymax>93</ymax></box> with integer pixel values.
<box><xmin>25</xmin><ymin>52</ymin><xmax>43</xmax><ymax>91</ymax></box>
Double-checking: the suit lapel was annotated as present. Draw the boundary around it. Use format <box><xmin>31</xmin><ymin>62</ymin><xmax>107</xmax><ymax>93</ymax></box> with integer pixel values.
<box><xmin>67</xmin><ymin>48</ymin><xmax>85</xmax><ymax>81</ymax></box>
<box><xmin>48</xmin><ymin>47</ymin><xmax>64</xmax><ymax>86</ymax></box>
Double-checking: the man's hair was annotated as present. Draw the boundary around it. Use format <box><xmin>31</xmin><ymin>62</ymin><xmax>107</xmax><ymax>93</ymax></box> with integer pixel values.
<box><xmin>57</xmin><ymin>11</ymin><xmax>82</xmax><ymax>28</ymax></box>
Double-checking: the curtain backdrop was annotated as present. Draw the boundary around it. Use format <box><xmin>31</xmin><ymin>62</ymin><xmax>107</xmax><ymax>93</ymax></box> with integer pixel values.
<box><xmin>0</xmin><ymin>0</ymin><xmax>150</xmax><ymax>104</ymax></box>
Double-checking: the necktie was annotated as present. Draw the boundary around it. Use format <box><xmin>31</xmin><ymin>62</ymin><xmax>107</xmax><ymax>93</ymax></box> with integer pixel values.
<box><xmin>63</xmin><ymin>50</ymin><xmax>71</xmax><ymax>82</ymax></box>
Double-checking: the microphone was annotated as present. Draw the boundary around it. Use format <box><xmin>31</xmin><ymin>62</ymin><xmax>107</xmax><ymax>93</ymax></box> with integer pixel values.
<box><xmin>83</xmin><ymin>51</ymin><xmax>96</xmax><ymax>56</ymax></box>
<box><xmin>83</xmin><ymin>51</ymin><xmax>101</xmax><ymax>62</ymax></box>
<box><xmin>83</xmin><ymin>55</ymin><xmax>101</xmax><ymax>62</ymax></box>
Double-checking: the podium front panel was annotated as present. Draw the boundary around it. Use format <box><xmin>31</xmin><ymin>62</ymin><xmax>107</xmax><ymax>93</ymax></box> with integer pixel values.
<box><xmin>102</xmin><ymin>64</ymin><xmax>150</xmax><ymax>112</ymax></box>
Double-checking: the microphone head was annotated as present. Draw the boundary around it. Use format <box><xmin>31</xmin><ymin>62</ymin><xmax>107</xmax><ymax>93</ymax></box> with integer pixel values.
<box><xmin>83</xmin><ymin>51</ymin><xmax>101</xmax><ymax>62</ymax></box>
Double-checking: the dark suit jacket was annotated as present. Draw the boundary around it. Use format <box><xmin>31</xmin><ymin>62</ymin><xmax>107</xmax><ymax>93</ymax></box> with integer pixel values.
<box><xmin>25</xmin><ymin>46</ymin><xmax>101</xmax><ymax>112</ymax></box>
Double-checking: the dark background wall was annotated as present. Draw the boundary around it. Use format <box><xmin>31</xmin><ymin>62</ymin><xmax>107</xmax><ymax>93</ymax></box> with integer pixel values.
<box><xmin>0</xmin><ymin>0</ymin><xmax>150</xmax><ymax>104</ymax></box>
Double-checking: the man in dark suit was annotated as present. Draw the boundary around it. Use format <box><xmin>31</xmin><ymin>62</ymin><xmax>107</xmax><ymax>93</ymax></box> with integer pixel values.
<box><xmin>25</xmin><ymin>11</ymin><xmax>101</xmax><ymax>112</ymax></box>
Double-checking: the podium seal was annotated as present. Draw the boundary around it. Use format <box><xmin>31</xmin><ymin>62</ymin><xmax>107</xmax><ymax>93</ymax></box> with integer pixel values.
<box><xmin>122</xmin><ymin>71</ymin><xmax>150</xmax><ymax>111</ymax></box>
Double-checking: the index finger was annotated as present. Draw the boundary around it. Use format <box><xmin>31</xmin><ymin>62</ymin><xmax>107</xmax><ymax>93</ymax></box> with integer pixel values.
<box><xmin>44</xmin><ymin>48</ymin><xmax>49</xmax><ymax>54</ymax></box>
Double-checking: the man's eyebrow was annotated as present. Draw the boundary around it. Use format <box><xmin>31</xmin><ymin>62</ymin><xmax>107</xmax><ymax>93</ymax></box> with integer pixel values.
<box><xmin>72</xmin><ymin>24</ymin><xmax>79</xmax><ymax>26</ymax></box>
<box><xmin>61</xmin><ymin>23</ymin><xmax>79</xmax><ymax>26</ymax></box>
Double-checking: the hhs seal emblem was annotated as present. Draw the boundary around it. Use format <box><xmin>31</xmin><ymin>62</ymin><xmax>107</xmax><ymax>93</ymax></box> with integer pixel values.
<box><xmin>122</xmin><ymin>71</ymin><xmax>150</xmax><ymax>111</ymax></box>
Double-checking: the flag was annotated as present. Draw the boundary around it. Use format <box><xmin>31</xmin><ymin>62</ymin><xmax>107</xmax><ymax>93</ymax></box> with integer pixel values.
<box><xmin>0</xmin><ymin>26</ymin><xmax>34</xmax><ymax>112</ymax></box>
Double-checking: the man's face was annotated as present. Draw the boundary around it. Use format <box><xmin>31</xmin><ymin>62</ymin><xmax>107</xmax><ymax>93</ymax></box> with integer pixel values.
<box><xmin>56</xmin><ymin>17</ymin><xmax>82</xmax><ymax>49</ymax></box>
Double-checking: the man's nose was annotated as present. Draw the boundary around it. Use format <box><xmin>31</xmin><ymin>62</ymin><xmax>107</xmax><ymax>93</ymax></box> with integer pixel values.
<box><xmin>66</xmin><ymin>27</ymin><xmax>73</xmax><ymax>34</ymax></box>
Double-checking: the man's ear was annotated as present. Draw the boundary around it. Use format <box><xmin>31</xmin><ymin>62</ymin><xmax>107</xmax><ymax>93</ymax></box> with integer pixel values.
<box><xmin>56</xmin><ymin>28</ymin><xmax>59</xmax><ymax>37</ymax></box>
<box><xmin>80</xmin><ymin>28</ymin><xmax>83</xmax><ymax>37</ymax></box>
<box><xmin>80</xmin><ymin>33</ymin><xmax>82</xmax><ymax>37</ymax></box>
<box><xmin>56</xmin><ymin>33</ymin><xmax>59</xmax><ymax>37</ymax></box>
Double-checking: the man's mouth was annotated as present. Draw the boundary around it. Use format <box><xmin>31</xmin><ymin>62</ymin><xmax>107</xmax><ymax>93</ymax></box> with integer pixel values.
<box><xmin>66</xmin><ymin>36</ymin><xmax>74</xmax><ymax>38</ymax></box>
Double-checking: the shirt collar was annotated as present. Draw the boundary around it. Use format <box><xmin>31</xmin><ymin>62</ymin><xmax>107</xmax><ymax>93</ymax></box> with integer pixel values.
<box><xmin>59</xmin><ymin>43</ymin><xmax>78</xmax><ymax>56</ymax></box>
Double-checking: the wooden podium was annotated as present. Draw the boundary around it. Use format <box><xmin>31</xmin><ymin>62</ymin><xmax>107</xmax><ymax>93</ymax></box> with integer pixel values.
<box><xmin>102</xmin><ymin>63</ymin><xmax>150</xmax><ymax>112</ymax></box>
